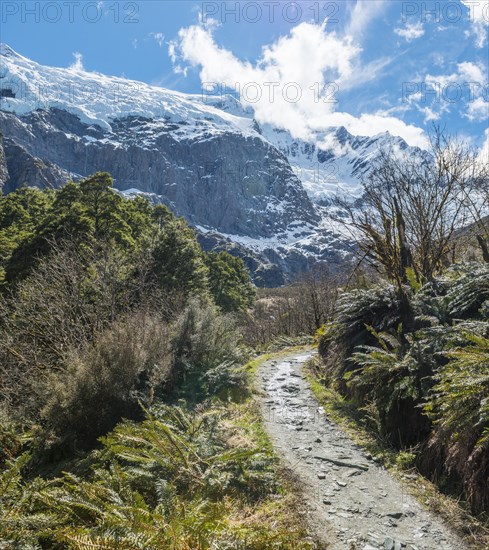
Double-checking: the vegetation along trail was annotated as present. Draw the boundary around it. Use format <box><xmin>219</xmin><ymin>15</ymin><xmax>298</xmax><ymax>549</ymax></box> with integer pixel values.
<box><xmin>257</xmin><ymin>351</ymin><xmax>465</xmax><ymax>550</ymax></box>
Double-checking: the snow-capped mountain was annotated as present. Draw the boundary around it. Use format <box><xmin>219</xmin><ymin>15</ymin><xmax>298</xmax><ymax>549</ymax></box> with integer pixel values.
<box><xmin>260</xmin><ymin>125</ymin><xmax>411</xmax><ymax>203</ymax></box>
<box><xmin>0</xmin><ymin>44</ymin><xmax>414</xmax><ymax>284</ymax></box>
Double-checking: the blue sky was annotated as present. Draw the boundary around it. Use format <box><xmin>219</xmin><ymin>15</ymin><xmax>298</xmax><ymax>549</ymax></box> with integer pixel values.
<box><xmin>1</xmin><ymin>0</ymin><xmax>488</xmax><ymax>149</ymax></box>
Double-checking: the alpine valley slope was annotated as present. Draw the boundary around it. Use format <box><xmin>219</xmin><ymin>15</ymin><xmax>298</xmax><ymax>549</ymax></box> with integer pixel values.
<box><xmin>0</xmin><ymin>44</ymin><xmax>413</xmax><ymax>285</ymax></box>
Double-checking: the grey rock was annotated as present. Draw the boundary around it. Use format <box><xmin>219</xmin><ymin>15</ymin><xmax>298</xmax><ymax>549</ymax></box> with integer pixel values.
<box><xmin>386</xmin><ymin>512</ymin><xmax>403</xmax><ymax>519</ymax></box>
<box><xmin>313</xmin><ymin>455</ymin><xmax>369</xmax><ymax>471</ymax></box>
<box><xmin>0</xmin><ymin>109</ymin><xmax>319</xmax><ymax>237</ymax></box>
<box><xmin>0</xmin><ymin>134</ymin><xmax>9</xmax><ymax>190</ymax></box>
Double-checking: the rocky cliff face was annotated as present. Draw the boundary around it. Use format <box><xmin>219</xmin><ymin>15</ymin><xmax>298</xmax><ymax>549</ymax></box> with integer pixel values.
<box><xmin>0</xmin><ymin>134</ymin><xmax>8</xmax><ymax>190</ymax></box>
<box><xmin>1</xmin><ymin>133</ymin><xmax>72</xmax><ymax>194</ymax></box>
<box><xmin>0</xmin><ymin>108</ymin><xmax>318</xmax><ymax>238</ymax></box>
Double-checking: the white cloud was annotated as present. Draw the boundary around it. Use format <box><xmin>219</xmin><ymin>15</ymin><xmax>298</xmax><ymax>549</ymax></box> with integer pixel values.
<box><xmin>458</xmin><ymin>60</ymin><xmax>486</xmax><ymax>82</ymax></box>
<box><xmin>170</xmin><ymin>19</ymin><xmax>427</xmax><ymax>147</ymax></box>
<box><xmin>168</xmin><ymin>41</ymin><xmax>177</xmax><ymax>63</ymax></box>
<box><xmin>461</xmin><ymin>0</ymin><xmax>489</xmax><ymax>47</ymax></box>
<box><xmin>468</xmin><ymin>97</ymin><xmax>489</xmax><ymax>120</ymax></box>
<box><xmin>173</xmin><ymin>21</ymin><xmax>358</xmax><ymax>138</ymax></box>
<box><xmin>394</xmin><ymin>21</ymin><xmax>425</xmax><ymax>42</ymax></box>
<box><xmin>168</xmin><ymin>41</ymin><xmax>187</xmax><ymax>76</ymax></box>
<box><xmin>419</xmin><ymin>61</ymin><xmax>488</xmax><ymax>120</ymax></box>
<box><xmin>68</xmin><ymin>52</ymin><xmax>84</xmax><ymax>72</ymax></box>
<box><xmin>339</xmin><ymin>55</ymin><xmax>393</xmax><ymax>92</ymax></box>
<box><xmin>317</xmin><ymin>133</ymin><xmax>354</xmax><ymax>157</ymax></box>
<box><xmin>420</xmin><ymin>106</ymin><xmax>442</xmax><ymax>122</ymax></box>
<box><xmin>132</xmin><ymin>38</ymin><xmax>138</xmax><ymax>49</ymax></box>
<box><xmin>347</xmin><ymin>0</ymin><xmax>388</xmax><ymax>38</ymax></box>
<box><xmin>149</xmin><ymin>32</ymin><xmax>165</xmax><ymax>47</ymax></box>
<box><xmin>468</xmin><ymin>97</ymin><xmax>489</xmax><ymax>121</ymax></box>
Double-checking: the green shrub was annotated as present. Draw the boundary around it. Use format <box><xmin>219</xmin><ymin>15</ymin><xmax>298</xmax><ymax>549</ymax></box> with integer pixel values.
<box><xmin>318</xmin><ymin>284</ymin><xmax>403</xmax><ymax>379</ymax></box>
<box><xmin>426</xmin><ymin>331</ymin><xmax>489</xmax><ymax>447</ymax></box>
<box><xmin>395</xmin><ymin>450</ymin><xmax>416</xmax><ymax>470</ymax></box>
<box><xmin>0</xmin><ymin>404</ymin><xmax>283</xmax><ymax>549</ymax></box>
<box><xmin>41</xmin><ymin>311</ymin><xmax>172</xmax><ymax>447</ymax></box>
<box><xmin>170</xmin><ymin>298</ymin><xmax>247</xmax><ymax>400</ymax></box>
<box><xmin>446</xmin><ymin>264</ymin><xmax>489</xmax><ymax>319</ymax></box>
<box><xmin>205</xmin><ymin>251</ymin><xmax>255</xmax><ymax>313</ymax></box>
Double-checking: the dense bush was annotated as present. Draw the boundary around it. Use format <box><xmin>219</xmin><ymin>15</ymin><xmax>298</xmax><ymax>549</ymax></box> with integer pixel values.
<box><xmin>41</xmin><ymin>310</ymin><xmax>172</xmax><ymax>447</ymax></box>
<box><xmin>0</xmin><ymin>173</ymin><xmax>255</xmax><ymax>453</ymax></box>
<box><xmin>205</xmin><ymin>251</ymin><xmax>255</xmax><ymax>313</ymax></box>
<box><xmin>425</xmin><ymin>330</ymin><xmax>489</xmax><ymax>513</ymax></box>
<box><xmin>317</xmin><ymin>284</ymin><xmax>403</xmax><ymax>381</ymax></box>
<box><xmin>170</xmin><ymin>298</ymin><xmax>248</xmax><ymax>401</ymax></box>
<box><xmin>317</xmin><ymin>263</ymin><xmax>489</xmax><ymax>513</ymax></box>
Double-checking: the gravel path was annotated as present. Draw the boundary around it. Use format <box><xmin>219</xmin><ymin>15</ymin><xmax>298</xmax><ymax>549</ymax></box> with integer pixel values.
<box><xmin>257</xmin><ymin>351</ymin><xmax>466</xmax><ymax>550</ymax></box>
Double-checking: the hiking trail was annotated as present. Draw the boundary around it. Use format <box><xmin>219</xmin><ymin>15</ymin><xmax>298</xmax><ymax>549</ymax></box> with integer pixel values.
<box><xmin>257</xmin><ymin>351</ymin><xmax>466</xmax><ymax>550</ymax></box>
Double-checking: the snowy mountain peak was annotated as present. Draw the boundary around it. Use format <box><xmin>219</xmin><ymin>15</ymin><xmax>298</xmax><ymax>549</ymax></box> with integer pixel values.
<box><xmin>0</xmin><ymin>44</ymin><xmax>22</xmax><ymax>58</ymax></box>
<box><xmin>0</xmin><ymin>44</ymin><xmax>259</xmax><ymax>138</ymax></box>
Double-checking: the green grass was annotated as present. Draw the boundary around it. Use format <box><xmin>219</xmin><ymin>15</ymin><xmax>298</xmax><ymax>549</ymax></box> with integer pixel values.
<box><xmin>244</xmin><ymin>353</ymin><xmax>275</xmax><ymax>376</ymax></box>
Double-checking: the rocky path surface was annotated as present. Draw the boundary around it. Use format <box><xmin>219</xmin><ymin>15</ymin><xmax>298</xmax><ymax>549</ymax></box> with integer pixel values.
<box><xmin>257</xmin><ymin>351</ymin><xmax>466</xmax><ymax>550</ymax></box>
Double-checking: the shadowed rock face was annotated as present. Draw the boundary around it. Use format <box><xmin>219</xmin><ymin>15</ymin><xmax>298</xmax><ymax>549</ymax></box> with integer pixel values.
<box><xmin>1</xmin><ymin>136</ymin><xmax>72</xmax><ymax>193</ymax></box>
<box><xmin>0</xmin><ymin>135</ymin><xmax>8</xmax><ymax>188</ymax></box>
<box><xmin>0</xmin><ymin>108</ymin><xmax>319</xmax><ymax>239</ymax></box>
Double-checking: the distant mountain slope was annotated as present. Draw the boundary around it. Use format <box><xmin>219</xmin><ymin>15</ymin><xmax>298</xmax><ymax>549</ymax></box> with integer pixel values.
<box><xmin>260</xmin><ymin>124</ymin><xmax>411</xmax><ymax>203</ymax></box>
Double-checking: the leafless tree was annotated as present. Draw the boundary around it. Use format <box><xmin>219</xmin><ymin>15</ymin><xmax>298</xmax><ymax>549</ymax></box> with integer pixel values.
<box><xmin>335</xmin><ymin>129</ymin><xmax>483</xmax><ymax>334</ymax></box>
<box><xmin>243</xmin><ymin>265</ymin><xmax>338</xmax><ymax>345</ymax></box>
<box><xmin>458</xmin><ymin>151</ymin><xmax>489</xmax><ymax>261</ymax></box>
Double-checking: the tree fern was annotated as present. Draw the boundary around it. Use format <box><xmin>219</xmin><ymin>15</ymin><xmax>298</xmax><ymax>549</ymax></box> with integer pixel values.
<box><xmin>348</xmin><ymin>329</ymin><xmax>420</xmax><ymax>413</ymax></box>
<box><xmin>426</xmin><ymin>331</ymin><xmax>489</xmax><ymax>447</ymax></box>
<box><xmin>446</xmin><ymin>264</ymin><xmax>489</xmax><ymax>319</ymax></box>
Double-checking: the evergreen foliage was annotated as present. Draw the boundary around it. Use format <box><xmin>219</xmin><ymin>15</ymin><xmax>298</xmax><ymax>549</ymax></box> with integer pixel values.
<box><xmin>0</xmin><ymin>404</ymin><xmax>307</xmax><ymax>549</ymax></box>
<box><xmin>0</xmin><ymin>172</ymin><xmax>254</xmax><ymax>448</ymax></box>
<box><xmin>205</xmin><ymin>251</ymin><xmax>255</xmax><ymax>313</ymax></box>
<box><xmin>0</xmin><ymin>173</ymin><xmax>315</xmax><ymax>549</ymax></box>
